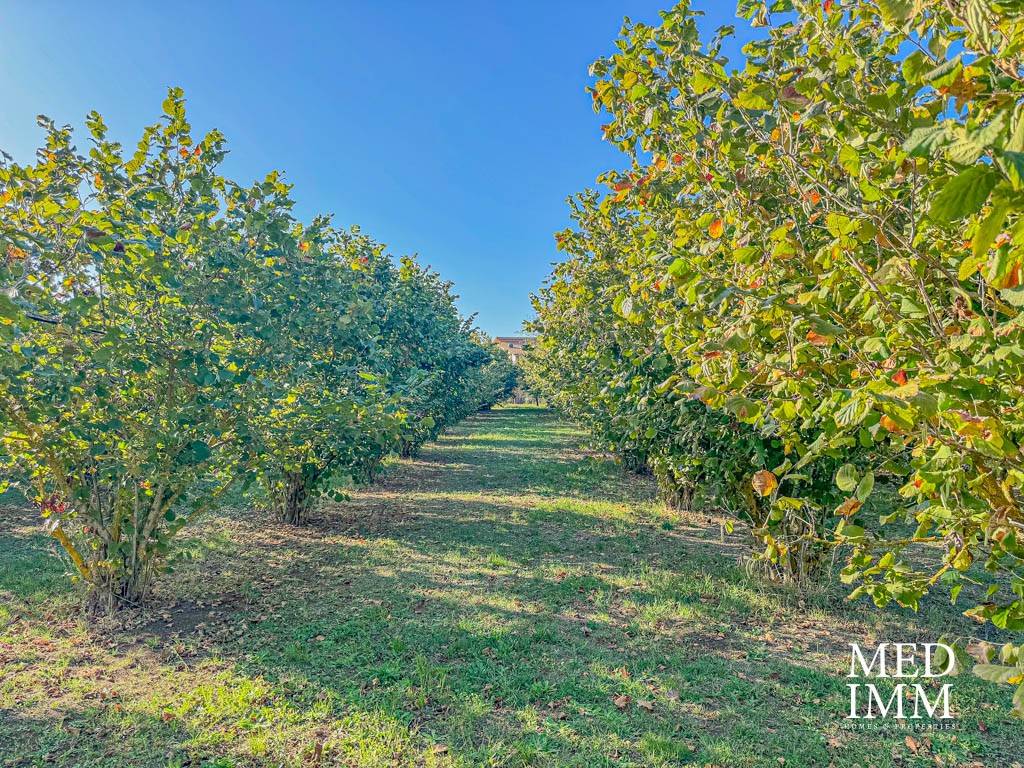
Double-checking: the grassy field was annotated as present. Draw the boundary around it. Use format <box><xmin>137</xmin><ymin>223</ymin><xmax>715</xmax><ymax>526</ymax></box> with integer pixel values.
<box><xmin>2</xmin><ymin>405</ymin><xmax>1022</xmax><ymax>768</ymax></box>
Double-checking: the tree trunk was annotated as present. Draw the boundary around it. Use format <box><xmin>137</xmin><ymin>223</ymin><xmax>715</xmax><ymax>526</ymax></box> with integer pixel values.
<box><xmin>660</xmin><ymin>480</ymin><xmax>693</xmax><ymax>511</ymax></box>
<box><xmin>83</xmin><ymin>562</ymin><xmax>151</xmax><ymax>615</ymax></box>
<box><xmin>274</xmin><ymin>471</ymin><xmax>311</xmax><ymax>525</ymax></box>
<box><xmin>621</xmin><ymin>450</ymin><xmax>650</xmax><ymax>475</ymax></box>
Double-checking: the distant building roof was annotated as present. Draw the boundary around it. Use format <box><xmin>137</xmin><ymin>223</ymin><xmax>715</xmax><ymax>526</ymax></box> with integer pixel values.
<box><xmin>494</xmin><ymin>336</ymin><xmax>534</xmax><ymax>360</ymax></box>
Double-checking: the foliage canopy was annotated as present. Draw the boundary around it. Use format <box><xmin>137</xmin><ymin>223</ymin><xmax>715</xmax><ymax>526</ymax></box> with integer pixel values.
<box><xmin>528</xmin><ymin>0</ymin><xmax>1024</xmax><ymax>713</ymax></box>
<box><xmin>0</xmin><ymin>90</ymin><xmax>515</xmax><ymax>610</ymax></box>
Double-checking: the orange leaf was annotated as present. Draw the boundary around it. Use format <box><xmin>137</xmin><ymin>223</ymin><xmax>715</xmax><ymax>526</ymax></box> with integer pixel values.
<box><xmin>709</xmin><ymin>219</ymin><xmax>724</xmax><ymax>239</ymax></box>
<box><xmin>891</xmin><ymin>369</ymin><xmax>908</xmax><ymax>386</ymax></box>
<box><xmin>5</xmin><ymin>244</ymin><xmax>26</xmax><ymax>261</ymax></box>
<box><xmin>835</xmin><ymin>498</ymin><xmax>862</xmax><ymax>517</ymax></box>
<box><xmin>998</xmin><ymin>264</ymin><xmax>1023</xmax><ymax>289</ymax></box>
<box><xmin>752</xmin><ymin>470</ymin><xmax>778</xmax><ymax>497</ymax></box>
<box><xmin>806</xmin><ymin>330</ymin><xmax>833</xmax><ymax>347</ymax></box>
<box><xmin>880</xmin><ymin>415</ymin><xmax>905</xmax><ymax>434</ymax></box>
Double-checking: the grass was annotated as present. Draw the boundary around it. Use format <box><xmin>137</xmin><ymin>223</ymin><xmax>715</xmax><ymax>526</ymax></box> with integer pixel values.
<box><xmin>1</xmin><ymin>405</ymin><xmax>1022</xmax><ymax>767</ymax></box>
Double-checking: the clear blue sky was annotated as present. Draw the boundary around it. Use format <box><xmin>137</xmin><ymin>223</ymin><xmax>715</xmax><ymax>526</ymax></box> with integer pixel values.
<box><xmin>0</xmin><ymin>1</ymin><xmax>754</xmax><ymax>336</ymax></box>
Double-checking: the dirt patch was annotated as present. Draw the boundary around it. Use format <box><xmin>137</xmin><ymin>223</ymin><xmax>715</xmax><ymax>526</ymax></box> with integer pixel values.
<box><xmin>135</xmin><ymin>599</ymin><xmax>224</xmax><ymax>642</ymax></box>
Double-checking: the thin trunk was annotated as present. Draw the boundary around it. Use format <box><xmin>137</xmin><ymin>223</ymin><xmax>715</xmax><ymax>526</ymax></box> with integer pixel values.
<box><xmin>660</xmin><ymin>480</ymin><xmax>693</xmax><ymax>511</ymax></box>
<box><xmin>621</xmin><ymin>450</ymin><xmax>650</xmax><ymax>475</ymax></box>
<box><xmin>274</xmin><ymin>471</ymin><xmax>312</xmax><ymax>525</ymax></box>
<box><xmin>84</xmin><ymin>569</ymin><xmax>149</xmax><ymax>615</ymax></box>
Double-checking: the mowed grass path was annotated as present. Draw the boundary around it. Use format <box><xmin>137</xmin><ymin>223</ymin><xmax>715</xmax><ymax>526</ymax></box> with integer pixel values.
<box><xmin>2</xmin><ymin>406</ymin><xmax>1022</xmax><ymax>768</ymax></box>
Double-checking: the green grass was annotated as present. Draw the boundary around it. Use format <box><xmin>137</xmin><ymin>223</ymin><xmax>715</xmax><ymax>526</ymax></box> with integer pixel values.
<box><xmin>1</xmin><ymin>405</ymin><xmax>1022</xmax><ymax>767</ymax></box>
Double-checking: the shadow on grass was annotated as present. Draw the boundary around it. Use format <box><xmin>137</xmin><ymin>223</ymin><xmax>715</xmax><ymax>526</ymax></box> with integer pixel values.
<box><xmin>2</xmin><ymin>407</ymin><xmax>1023</xmax><ymax>768</ymax></box>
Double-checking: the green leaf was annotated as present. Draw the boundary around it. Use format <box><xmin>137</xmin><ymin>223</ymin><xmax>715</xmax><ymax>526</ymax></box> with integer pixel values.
<box><xmin>964</xmin><ymin>0</ymin><xmax>993</xmax><ymax>50</ymax></box>
<box><xmin>924</xmin><ymin>56</ymin><xmax>962</xmax><ymax>86</ymax></box>
<box><xmin>618</xmin><ymin>296</ymin><xmax>634</xmax><ymax>319</ymax></box>
<box><xmin>929</xmin><ymin>166</ymin><xmax>999</xmax><ymax>224</ymax></box>
<box><xmin>999</xmin><ymin>286</ymin><xmax>1024</xmax><ymax>307</ymax></box>
<box><xmin>825</xmin><ymin>213</ymin><xmax>856</xmax><ymax>237</ymax></box>
<box><xmin>973</xmin><ymin>202</ymin><xmax>1010</xmax><ymax>260</ymax></box>
<box><xmin>876</xmin><ymin>0</ymin><xmax>917</xmax><ymax>24</ymax></box>
<box><xmin>838</xmin><ymin>145</ymin><xmax>862</xmax><ymax>176</ymax></box>
<box><xmin>836</xmin><ymin>463</ymin><xmax>859</xmax><ymax>492</ymax></box>
<box><xmin>734</xmin><ymin>85</ymin><xmax>773</xmax><ymax>110</ymax></box>
<box><xmin>959</xmin><ymin>251</ymin><xmax>988</xmax><ymax>281</ymax></box>
<box><xmin>946</xmin><ymin>133</ymin><xmax>987</xmax><ymax>165</ymax></box>
<box><xmin>843</xmin><ymin>524</ymin><xmax>866</xmax><ymax>540</ymax></box>
<box><xmin>187</xmin><ymin>440</ymin><xmax>212</xmax><ymax>462</ymax></box>
<box><xmin>0</xmin><ymin>294</ymin><xmax>22</xmax><ymax>321</ymax></box>
<box><xmin>973</xmin><ymin>663</ymin><xmax>1020</xmax><ymax>684</ymax></box>
<box><xmin>901</xmin><ymin>51</ymin><xmax>928</xmax><ymax>84</ymax></box>
<box><xmin>691</xmin><ymin>71</ymin><xmax>718</xmax><ymax>96</ymax></box>
<box><xmin>855</xmin><ymin>471</ymin><xmax>875</xmax><ymax>502</ymax></box>
<box><xmin>903</xmin><ymin>125</ymin><xmax>950</xmax><ymax>158</ymax></box>
<box><xmin>999</xmin><ymin>151</ymin><xmax>1024</xmax><ymax>191</ymax></box>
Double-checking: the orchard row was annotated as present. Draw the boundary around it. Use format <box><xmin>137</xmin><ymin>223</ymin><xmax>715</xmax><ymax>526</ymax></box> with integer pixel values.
<box><xmin>526</xmin><ymin>0</ymin><xmax>1024</xmax><ymax>713</ymax></box>
<box><xmin>0</xmin><ymin>89</ymin><xmax>517</xmax><ymax>613</ymax></box>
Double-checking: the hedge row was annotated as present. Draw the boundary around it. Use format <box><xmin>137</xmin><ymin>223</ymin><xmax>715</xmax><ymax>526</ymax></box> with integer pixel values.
<box><xmin>0</xmin><ymin>90</ymin><xmax>517</xmax><ymax>613</ymax></box>
<box><xmin>527</xmin><ymin>0</ymin><xmax>1024</xmax><ymax>714</ymax></box>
